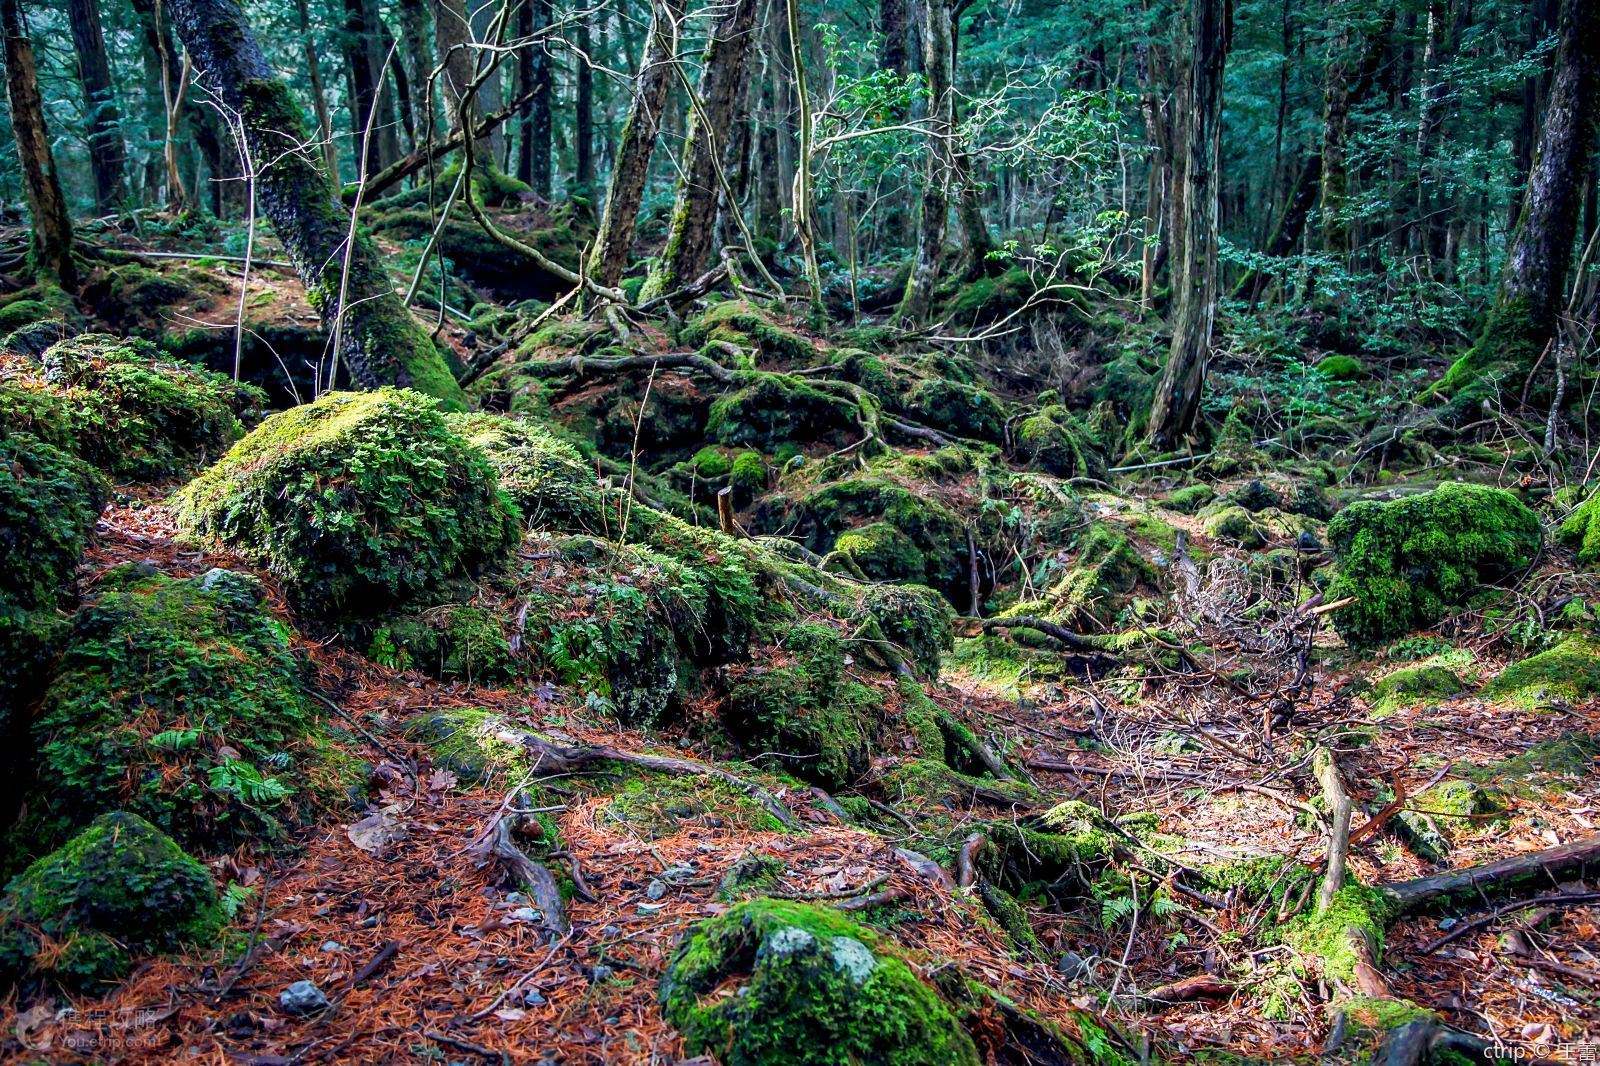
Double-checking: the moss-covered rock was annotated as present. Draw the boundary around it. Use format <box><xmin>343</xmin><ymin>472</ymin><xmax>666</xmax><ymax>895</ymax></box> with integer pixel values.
<box><xmin>449</xmin><ymin>412</ymin><xmax>603</xmax><ymax>531</ymax></box>
<box><xmin>1394</xmin><ymin>779</ymin><xmax>1507</xmax><ymax>863</ymax></box>
<box><xmin>979</xmin><ymin>800</ymin><xmax>1118</xmax><ymax>890</ymax></box>
<box><xmin>19</xmin><ymin>333</ymin><xmax>266</xmax><ymax>480</ymax></box>
<box><xmin>1315</xmin><ymin>355</ymin><xmax>1364</xmax><ymax>381</ymax></box>
<box><xmin>660</xmin><ymin>898</ymin><xmax>980</xmax><ymax>1066</ymax></box>
<box><xmin>852</xmin><ymin>583</ymin><xmax>955</xmax><ymax>680</ymax></box>
<box><xmin>1557</xmin><ymin>489</ymin><xmax>1600</xmax><ymax>566</ymax></box>
<box><xmin>901</xmin><ymin>378</ymin><xmax>1007</xmax><ymax>442</ymax></box>
<box><xmin>719</xmin><ymin>623</ymin><xmax>883</xmax><ymax>789</ymax></box>
<box><xmin>707</xmin><ymin>372</ymin><xmax>863</xmax><ymax>451</ymax></box>
<box><xmin>367</xmin><ymin>603</ymin><xmax>516</xmax><ymax>683</ymax></box>
<box><xmin>172</xmin><ymin>389</ymin><xmax>521</xmax><ymax>618</ymax></box>
<box><xmin>0</xmin><ymin>430</ymin><xmax>106</xmax><ymax>617</ymax></box>
<box><xmin>1482</xmin><ymin>638</ymin><xmax>1600</xmax><ymax>708</ymax></box>
<box><xmin>1013</xmin><ymin>406</ymin><xmax>1106</xmax><ymax>480</ymax></box>
<box><xmin>19</xmin><ymin>565</ymin><xmax>342</xmax><ymax>854</ymax></box>
<box><xmin>406</xmin><ymin>706</ymin><xmax>534</xmax><ymax>784</ymax></box>
<box><xmin>0</xmin><ymin>812</ymin><xmax>223</xmax><ymax>992</ymax></box>
<box><xmin>1164</xmin><ymin>483</ymin><xmax>1215</xmax><ymax>515</ymax></box>
<box><xmin>681</xmin><ymin>299</ymin><xmax>821</xmax><ymax>362</ymax></box>
<box><xmin>1201</xmin><ymin>503</ymin><xmax>1268</xmax><ymax>549</ymax></box>
<box><xmin>1006</xmin><ymin>523</ymin><xmax>1153</xmax><ymax>628</ymax></box>
<box><xmin>835</xmin><ymin>521</ymin><xmax>925</xmax><ymax>581</ymax></box>
<box><xmin>1369</xmin><ymin>660</ymin><xmax>1465</xmax><ymax>715</ymax></box>
<box><xmin>1325</xmin><ymin>483</ymin><xmax>1541</xmax><ymax>647</ymax></box>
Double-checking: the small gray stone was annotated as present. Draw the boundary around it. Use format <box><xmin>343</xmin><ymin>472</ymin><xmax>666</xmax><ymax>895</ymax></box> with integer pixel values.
<box><xmin>523</xmin><ymin>989</ymin><xmax>546</xmax><ymax>1006</ymax></box>
<box><xmin>508</xmin><ymin>907</ymin><xmax>543</xmax><ymax>923</ymax></box>
<box><xmin>764</xmin><ymin>926</ymin><xmax>817</xmax><ymax>958</ymax></box>
<box><xmin>279</xmin><ymin>980</ymin><xmax>329</xmax><ymax>1015</ymax></box>
<box><xmin>645</xmin><ymin>879</ymin><xmax>667</xmax><ymax>900</ymax></box>
<box><xmin>1056</xmin><ymin>951</ymin><xmax>1091</xmax><ymax>980</ymax></box>
<box><xmin>828</xmin><ymin>937</ymin><xmax>877</xmax><ymax>985</ymax></box>
<box><xmin>319</xmin><ymin>940</ymin><xmax>344</xmax><ymax>953</ymax></box>
<box><xmin>590</xmin><ymin>964</ymin><xmax>615</xmax><ymax>982</ymax></box>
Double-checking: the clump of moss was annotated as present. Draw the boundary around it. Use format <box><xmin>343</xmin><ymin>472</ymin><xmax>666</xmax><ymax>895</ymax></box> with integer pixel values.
<box><xmin>682</xmin><ymin>299</ymin><xmax>821</xmax><ymax>362</ymax></box>
<box><xmin>1557</xmin><ymin>490</ymin><xmax>1600</xmax><ymax>566</ymax></box>
<box><xmin>1482</xmin><ymin>638</ymin><xmax>1600</xmax><ymax>708</ymax></box>
<box><xmin>1326</xmin><ymin>483</ymin><xmax>1541</xmax><ymax>647</ymax></box>
<box><xmin>938</xmin><ymin>266</ymin><xmax>1041</xmax><ymax>326</ymax></box>
<box><xmin>449</xmin><ymin>413</ymin><xmax>603</xmax><ymax>532</ymax></box>
<box><xmin>1013</xmin><ymin>406</ymin><xmax>1106</xmax><ymax>480</ymax></box>
<box><xmin>0</xmin><ymin>430</ymin><xmax>106</xmax><ymax>617</ymax></box>
<box><xmin>707</xmin><ymin>372</ymin><xmax>862</xmax><ymax>451</ymax></box>
<box><xmin>600</xmin><ymin>774</ymin><xmax>787</xmax><ymax>840</ymax></box>
<box><xmin>406</xmin><ymin>706</ymin><xmax>533</xmax><ymax>783</ymax></box>
<box><xmin>1201</xmin><ymin>503</ymin><xmax>1268</xmax><ymax>549</ymax></box>
<box><xmin>660</xmin><ymin>898</ymin><xmax>980</xmax><ymax>1066</ymax></box>
<box><xmin>719</xmin><ymin>623</ymin><xmax>883</xmax><ymax>789</ymax></box>
<box><xmin>1006</xmin><ymin>523</ymin><xmax>1153</xmax><ymax>628</ymax></box>
<box><xmin>835</xmin><ymin>521</ymin><xmax>925</xmax><ymax>581</ymax></box>
<box><xmin>20</xmin><ymin>565</ymin><xmax>341</xmax><ymax>854</ymax></box>
<box><xmin>853</xmin><ymin>583</ymin><xmax>955</xmax><ymax>680</ymax></box>
<box><xmin>367</xmin><ymin>604</ymin><xmax>516</xmax><ymax>683</ymax></box>
<box><xmin>975</xmin><ymin>800</ymin><xmax>1117</xmax><ymax>893</ymax></box>
<box><xmin>172</xmin><ymin>389</ymin><xmax>521</xmax><ymax>618</ymax></box>
<box><xmin>22</xmin><ymin>334</ymin><xmax>267</xmax><ymax>480</ymax></box>
<box><xmin>901</xmin><ymin>379</ymin><xmax>1007</xmax><ymax>442</ymax></box>
<box><xmin>1315</xmin><ymin>355</ymin><xmax>1364</xmax><ymax>381</ymax></box>
<box><xmin>717</xmin><ymin>854</ymin><xmax>787</xmax><ymax>901</ymax></box>
<box><xmin>1165</xmin><ymin>483</ymin><xmax>1215</xmax><ymax>515</ymax></box>
<box><xmin>729</xmin><ymin>450</ymin><xmax>769</xmax><ymax>501</ymax></box>
<box><xmin>1395</xmin><ymin>779</ymin><xmax>1506</xmax><ymax>863</ymax></box>
<box><xmin>1277</xmin><ymin>883</ymin><xmax>1392</xmax><ymax>988</ymax></box>
<box><xmin>1369</xmin><ymin>660</ymin><xmax>1465</xmax><ymax>715</ymax></box>
<box><xmin>0</xmin><ymin>812</ymin><xmax>223</xmax><ymax>992</ymax></box>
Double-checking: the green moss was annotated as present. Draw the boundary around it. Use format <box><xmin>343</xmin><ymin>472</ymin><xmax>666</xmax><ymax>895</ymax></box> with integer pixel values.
<box><xmin>835</xmin><ymin>521</ymin><xmax>925</xmax><ymax>581</ymax></box>
<box><xmin>367</xmin><ymin>604</ymin><xmax>515</xmax><ymax>683</ymax></box>
<box><xmin>1200</xmin><ymin>503</ymin><xmax>1267</xmax><ymax>549</ymax></box>
<box><xmin>938</xmin><ymin>266</ymin><xmax>1039</xmax><ymax>325</ymax></box>
<box><xmin>0</xmin><ymin>812</ymin><xmax>223</xmax><ymax>992</ymax></box>
<box><xmin>687</xmin><ymin>445</ymin><xmax>732</xmax><ymax>480</ymax></box>
<box><xmin>659</xmin><ymin>898</ymin><xmax>980</xmax><ymax>1066</ymax></box>
<box><xmin>717</xmin><ymin>854</ymin><xmax>787</xmax><ymax>901</ymax></box>
<box><xmin>901</xmin><ymin>379</ymin><xmax>1007</xmax><ymax>442</ymax></box>
<box><xmin>0</xmin><ymin>431</ymin><xmax>106</xmax><ymax>616</ymax></box>
<box><xmin>1008</xmin><ymin>524</ymin><xmax>1153</xmax><ymax>628</ymax></box>
<box><xmin>1314</xmin><ymin>355</ymin><xmax>1364</xmax><ymax>381</ymax></box>
<box><xmin>681</xmin><ymin>300</ymin><xmax>821</xmax><ymax>363</ymax></box>
<box><xmin>1278</xmin><ymin>884</ymin><xmax>1391</xmax><ymax>988</ymax></box>
<box><xmin>600</xmin><ymin>773</ymin><xmax>787</xmax><ymax>839</ymax></box>
<box><xmin>1483</xmin><ymin>638</ymin><xmax>1600</xmax><ymax>708</ymax></box>
<box><xmin>1165</xmin><ymin>484</ymin><xmax>1215</xmax><ymax>515</ymax></box>
<box><xmin>17</xmin><ymin>566</ymin><xmax>345</xmax><ymax>856</ymax></box>
<box><xmin>1395</xmin><ymin>779</ymin><xmax>1506</xmax><ymax>863</ymax></box>
<box><xmin>1013</xmin><ymin>406</ymin><xmax>1107</xmax><ymax>480</ymax></box>
<box><xmin>707</xmin><ymin>372</ymin><xmax>863</xmax><ymax>450</ymax></box>
<box><xmin>1369</xmin><ymin>660</ymin><xmax>1465</xmax><ymax>715</ymax></box>
<box><xmin>1326</xmin><ymin>484</ymin><xmax>1541</xmax><ymax>647</ymax></box>
<box><xmin>171</xmin><ymin>389</ymin><xmax>521</xmax><ymax>618</ymax></box>
<box><xmin>449</xmin><ymin>412</ymin><xmax>603</xmax><ymax>532</ymax></box>
<box><xmin>1433</xmin><ymin>294</ymin><xmax>1542</xmax><ymax>399</ymax></box>
<box><xmin>730</xmin><ymin>450</ymin><xmax>768</xmax><ymax>495</ymax></box>
<box><xmin>854</xmin><ymin>584</ymin><xmax>955</xmax><ymax>680</ymax></box>
<box><xmin>1557</xmin><ymin>489</ymin><xmax>1600</xmax><ymax>566</ymax></box>
<box><xmin>31</xmin><ymin>333</ymin><xmax>266</xmax><ymax>480</ymax></box>
<box><xmin>980</xmin><ymin>801</ymin><xmax>1117</xmax><ymax>888</ymax></box>
<box><xmin>405</xmin><ymin>706</ymin><xmax>534</xmax><ymax>784</ymax></box>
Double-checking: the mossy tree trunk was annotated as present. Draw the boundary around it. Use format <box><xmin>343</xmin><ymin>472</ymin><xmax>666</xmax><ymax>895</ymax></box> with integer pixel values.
<box><xmin>1146</xmin><ymin>0</ymin><xmax>1231</xmax><ymax>449</ymax></box>
<box><xmin>431</xmin><ymin>0</ymin><xmax>488</xmax><ymax>163</ymax></box>
<box><xmin>526</xmin><ymin>0</ymin><xmax>554</xmax><ymax>198</ymax></box>
<box><xmin>896</xmin><ymin>0</ymin><xmax>954</xmax><ymax>324</ymax></box>
<box><xmin>638</xmin><ymin>0</ymin><xmax>760</xmax><ymax>303</ymax></box>
<box><xmin>65</xmin><ymin>0</ymin><xmax>127</xmax><ymax>212</ymax></box>
<box><xmin>587</xmin><ymin>0</ymin><xmax>683</xmax><ymax>287</ymax></box>
<box><xmin>168</xmin><ymin>0</ymin><xmax>467</xmax><ymax>408</ymax></box>
<box><xmin>0</xmin><ymin>0</ymin><xmax>75</xmax><ymax>286</ymax></box>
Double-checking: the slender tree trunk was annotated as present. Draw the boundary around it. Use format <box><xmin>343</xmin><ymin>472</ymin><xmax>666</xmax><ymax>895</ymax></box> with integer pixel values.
<box><xmin>1414</xmin><ymin>0</ymin><xmax>1451</xmax><ymax>275</ymax></box>
<box><xmin>587</xmin><ymin>0</ymin><xmax>683</xmax><ymax>286</ymax></box>
<box><xmin>1</xmin><ymin>0</ymin><xmax>74</xmax><ymax>284</ymax></box>
<box><xmin>1510</xmin><ymin>0</ymin><xmax>1558</xmax><ymax>230</ymax></box>
<box><xmin>1443</xmin><ymin>0</ymin><xmax>1600</xmax><ymax>392</ymax></box>
<box><xmin>950</xmin><ymin>11</ymin><xmax>994</xmax><ymax>280</ymax></box>
<box><xmin>638</xmin><ymin>0</ymin><xmax>760</xmax><ymax>302</ymax></box>
<box><xmin>878</xmin><ymin>0</ymin><xmax>910</xmax><ymax>247</ymax></box>
<box><xmin>293</xmin><ymin>0</ymin><xmax>340</xmax><ymax>178</ymax></box>
<box><xmin>528</xmin><ymin>0</ymin><xmax>554</xmax><ymax>198</ymax></box>
<box><xmin>131</xmin><ymin>0</ymin><xmax>189</xmax><ymax>208</ymax></box>
<box><xmin>65</xmin><ymin>0</ymin><xmax>127</xmax><ymax>211</ymax></box>
<box><xmin>1146</xmin><ymin>0</ymin><xmax>1232</xmax><ymax>450</ymax></box>
<box><xmin>344</xmin><ymin>0</ymin><xmax>401</xmax><ymax>173</ymax></box>
<box><xmin>786</xmin><ymin>0</ymin><xmax>823</xmax><ymax>305</ymax></box>
<box><xmin>897</xmin><ymin>0</ymin><xmax>954</xmax><ymax>324</ymax></box>
<box><xmin>516</xmin><ymin>0</ymin><xmax>535</xmax><ymax>184</ymax></box>
<box><xmin>432</xmin><ymin>0</ymin><xmax>484</xmax><ymax>156</ymax></box>
<box><xmin>574</xmin><ymin>9</ymin><xmax>594</xmax><ymax>196</ymax></box>
<box><xmin>1136</xmin><ymin>40</ymin><xmax>1172</xmax><ymax>310</ymax></box>
<box><xmin>168</xmin><ymin>0</ymin><xmax>466</xmax><ymax>407</ymax></box>
<box><xmin>399</xmin><ymin>0</ymin><xmax>436</xmax><ymax>147</ymax></box>
<box><xmin>469</xmin><ymin>0</ymin><xmax>504</xmax><ymax>162</ymax></box>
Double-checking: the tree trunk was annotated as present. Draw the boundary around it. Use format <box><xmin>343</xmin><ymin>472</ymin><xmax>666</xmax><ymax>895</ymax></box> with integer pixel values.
<box><xmin>65</xmin><ymin>0</ymin><xmax>127</xmax><ymax>211</ymax></box>
<box><xmin>1</xmin><ymin>0</ymin><xmax>74</xmax><ymax>284</ymax></box>
<box><xmin>1145</xmin><ymin>0</ymin><xmax>1232</xmax><ymax>450</ymax></box>
<box><xmin>950</xmin><ymin>12</ymin><xmax>994</xmax><ymax>280</ymax></box>
<box><xmin>574</xmin><ymin>9</ymin><xmax>594</xmax><ymax>196</ymax></box>
<box><xmin>130</xmin><ymin>0</ymin><xmax>190</xmax><ymax>208</ymax></box>
<box><xmin>638</xmin><ymin>0</ymin><xmax>760</xmax><ymax>302</ymax></box>
<box><xmin>468</xmin><ymin>0</ymin><xmax>504</xmax><ymax>162</ymax></box>
<box><xmin>432</xmin><ymin>0</ymin><xmax>484</xmax><ymax>156</ymax></box>
<box><xmin>587</xmin><ymin>0</ymin><xmax>683</xmax><ymax>287</ymax></box>
<box><xmin>1440</xmin><ymin>0</ymin><xmax>1600</xmax><ymax>394</ymax></box>
<box><xmin>515</xmin><ymin>0</ymin><xmax>535</xmax><ymax>185</ymax></box>
<box><xmin>293</xmin><ymin>0</ymin><xmax>339</xmax><ymax>178</ymax></box>
<box><xmin>343</xmin><ymin>0</ymin><xmax>400</xmax><ymax>174</ymax></box>
<box><xmin>896</xmin><ymin>0</ymin><xmax>954</xmax><ymax>324</ymax></box>
<box><xmin>398</xmin><ymin>0</ymin><xmax>436</xmax><ymax>146</ymax></box>
<box><xmin>527</xmin><ymin>0</ymin><xmax>554</xmax><ymax>198</ymax></box>
<box><xmin>1510</xmin><ymin>0</ymin><xmax>1558</xmax><ymax>230</ymax></box>
<box><xmin>1413</xmin><ymin>0</ymin><xmax>1450</xmax><ymax>273</ymax></box>
<box><xmin>168</xmin><ymin>0</ymin><xmax>466</xmax><ymax>407</ymax></box>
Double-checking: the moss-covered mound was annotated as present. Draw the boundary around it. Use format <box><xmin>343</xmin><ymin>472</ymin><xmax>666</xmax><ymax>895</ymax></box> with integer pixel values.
<box><xmin>172</xmin><ymin>389</ymin><xmax>521</xmax><ymax>617</ymax></box>
<box><xmin>34</xmin><ymin>333</ymin><xmax>266</xmax><ymax>480</ymax></box>
<box><xmin>0</xmin><ymin>812</ymin><xmax>222</xmax><ymax>992</ymax></box>
<box><xmin>1557</xmin><ymin>489</ymin><xmax>1600</xmax><ymax>566</ymax></box>
<box><xmin>720</xmin><ymin>623</ymin><xmax>883</xmax><ymax>789</ymax></box>
<box><xmin>682</xmin><ymin>300</ymin><xmax>821</xmax><ymax>363</ymax></box>
<box><xmin>1326</xmin><ymin>484</ymin><xmax>1541</xmax><ymax>647</ymax></box>
<box><xmin>659</xmin><ymin>898</ymin><xmax>980</xmax><ymax>1066</ymax></box>
<box><xmin>901</xmin><ymin>378</ymin><xmax>1007</xmax><ymax>442</ymax></box>
<box><xmin>1013</xmin><ymin>405</ymin><xmax>1106</xmax><ymax>480</ymax></box>
<box><xmin>1003</xmin><ymin>523</ymin><xmax>1153</xmax><ymax>628</ymax></box>
<box><xmin>449</xmin><ymin>413</ymin><xmax>604</xmax><ymax>531</ymax></box>
<box><xmin>1482</xmin><ymin>638</ymin><xmax>1600</xmax><ymax>708</ymax></box>
<box><xmin>707</xmin><ymin>372</ymin><xmax>863</xmax><ymax>451</ymax></box>
<box><xmin>21</xmin><ymin>565</ymin><xmax>341</xmax><ymax>854</ymax></box>
<box><xmin>1369</xmin><ymin>660</ymin><xmax>1465</xmax><ymax>715</ymax></box>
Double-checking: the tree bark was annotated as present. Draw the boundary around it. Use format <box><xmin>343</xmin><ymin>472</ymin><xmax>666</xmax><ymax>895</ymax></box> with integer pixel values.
<box><xmin>168</xmin><ymin>0</ymin><xmax>466</xmax><ymax>407</ymax></box>
<box><xmin>526</xmin><ymin>0</ymin><xmax>554</xmax><ymax>198</ymax></box>
<box><xmin>65</xmin><ymin>0</ymin><xmax>127</xmax><ymax>211</ymax></box>
<box><xmin>1</xmin><ymin>0</ymin><xmax>74</xmax><ymax>284</ymax></box>
<box><xmin>896</xmin><ymin>0</ymin><xmax>954</xmax><ymax>324</ymax></box>
<box><xmin>638</xmin><ymin>0</ymin><xmax>760</xmax><ymax>302</ymax></box>
<box><xmin>432</xmin><ymin>0</ymin><xmax>485</xmax><ymax>156</ymax></box>
<box><xmin>1146</xmin><ymin>0</ymin><xmax>1231</xmax><ymax>449</ymax></box>
<box><xmin>343</xmin><ymin>0</ymin><xmax>401</xmax><ymax>173</ymax></box>
<box><xmin>1413</xmin><ymin>0</ymin><xmax>1451</xmax><ymax>274</ymax></box>
<box><xmin>574</xmin><ymin>9</ymin><xmax>594</xmax><ymax>196</ymax></box>
<box><xmin>294</xmin><ymin>0</ymin><xmax>340</xmax><ymax>178</ymax></box>
<box><xmin>398</xmin><ymin>0</ymin><xmax>436</xmax><ymax>147</ymax></box>
<box><xmin>1317</xmin><ymin>5</ymin><xmax>1392</xmax><ymax>258</ymax></box>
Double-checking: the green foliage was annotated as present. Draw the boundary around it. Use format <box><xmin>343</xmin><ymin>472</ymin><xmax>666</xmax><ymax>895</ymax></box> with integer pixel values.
<box><xmin>682</xmin><ymin>300</ymin><xmax>821</xmax><ymax>363</ymax></box>
<box><xmin>659</xmin><ymin>898</ymin><xmax>980</xmax><ymax>1066</ymax></box>
<box><xmin>367</xmin><ymin>604</ymin><xmax>515</xmax><ymax>684</ymax></box>
<box><xmin>449</xmin><ymin>412</ymin><xmax>604</xmax><ymax>532</ymax></box>
<box><xmin>172</xmin><ymin>389</ymin><xmax>521</xmax><ymax>618</ymax></box>
<box><xmin>1557</xmin><ymin>489</ymin><xmax>1600</xmax><ymax>566</ymax></box>
<box><xmin>19</xmin><ymin>565</ymin><xmax>340</xmax><ymax>855</ymax></box>
<box><xmin>0</xmin><ymin>812</ymin><xmax>223</xmax><ymax>992</ymax></box>
<box><xmin>707</xmin><ymin>372</ymin><xmax>862</xmax><ymax>450</ymax></box>
<box><xmin>1326</xmin><ymin>483</ymin><xmax>1541</xmax><ymax>647</ymax></box>
<box><xmin>1369</xmin><ymin>659</ymin><xmax>1466</xmax><ymax>715</ymax></box>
